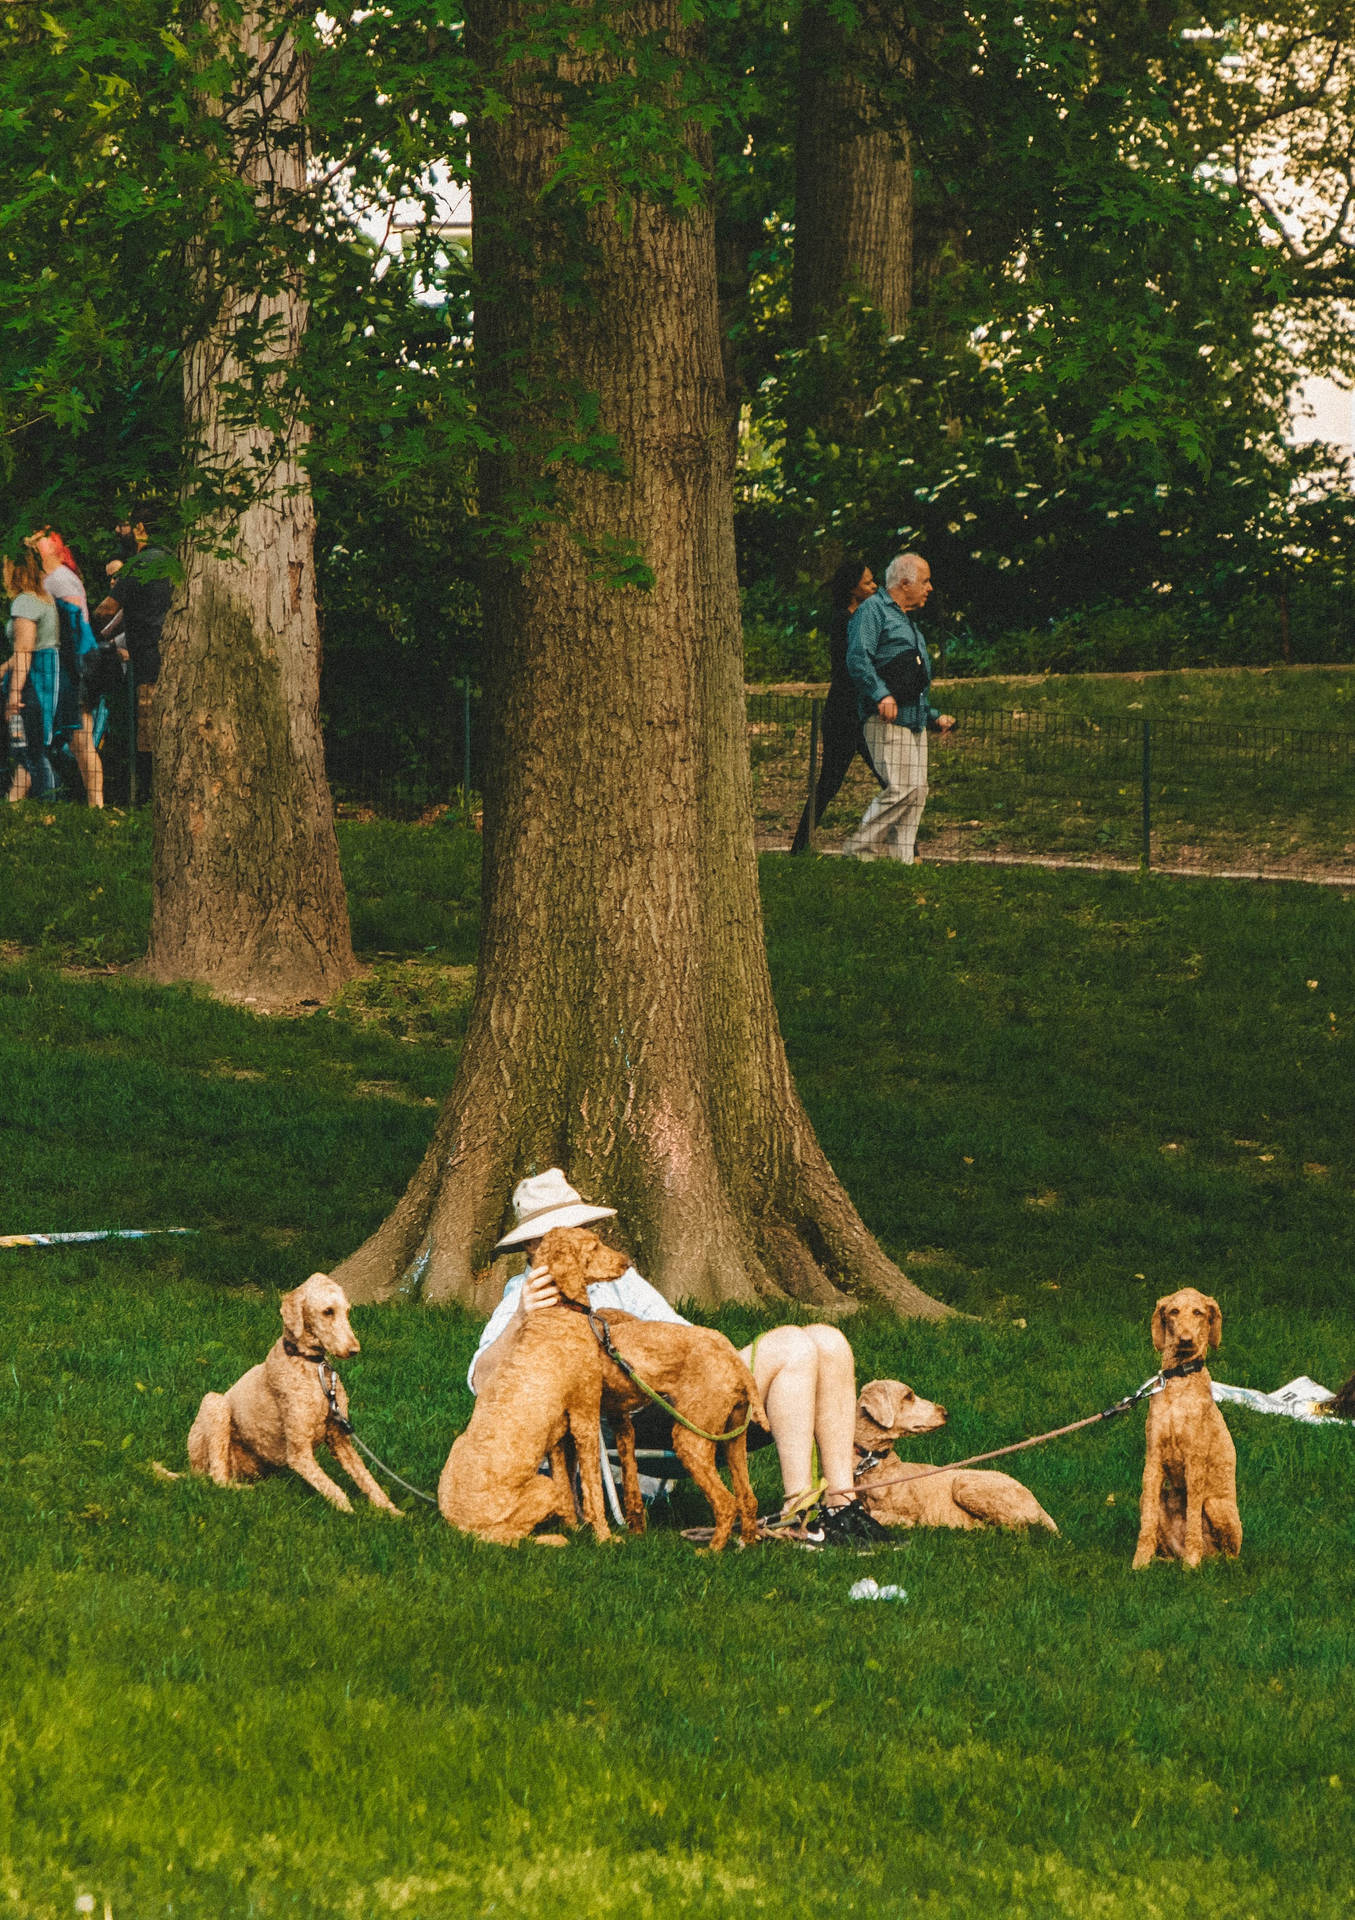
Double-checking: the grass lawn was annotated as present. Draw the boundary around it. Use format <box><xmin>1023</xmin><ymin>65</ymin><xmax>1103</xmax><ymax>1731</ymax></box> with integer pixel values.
<box><xmin>2</xmin><ymin>809</ymin><xmax>1354</xmax><ymax>1916</ymax></box>
<box><xmin>749</xmin><ymin>665</ymin><xmax>1355</xmax><ymax>871</ymax></box>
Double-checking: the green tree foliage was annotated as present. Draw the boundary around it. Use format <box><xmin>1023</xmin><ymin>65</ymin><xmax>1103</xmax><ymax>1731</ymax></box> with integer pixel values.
<box><xmin>734</xmin><ymin>3</ymin><xmax>1355</xmax><ymax>667</ymax></box>
<box><xmin>5</xmin><ymin>2</ymin><xmax>1355</xmax><ymax>692</ymax></box>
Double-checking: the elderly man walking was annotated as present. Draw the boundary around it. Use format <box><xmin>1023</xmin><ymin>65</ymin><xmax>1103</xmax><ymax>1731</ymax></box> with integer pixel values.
<box><xmin>843</xmin><ymin>553</ymin><xmax>954</xmax><ymax>863</ymax></box>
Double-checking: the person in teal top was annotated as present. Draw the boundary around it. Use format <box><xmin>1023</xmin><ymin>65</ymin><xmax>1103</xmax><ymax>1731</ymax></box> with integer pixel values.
<box><xmin>843</xmin><ymin>552</ymin><xmax>955</xmax><ymax>862</ymax></box>
<box><xmin>4</xmin><ymin>544</ymin><xmax>59</xmax><ymax>801</ymax></box>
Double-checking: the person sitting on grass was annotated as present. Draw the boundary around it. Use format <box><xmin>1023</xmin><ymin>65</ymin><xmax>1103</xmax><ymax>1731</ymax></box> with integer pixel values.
<box><xmin>469</xmin><ymin>1169</ymin><xmax>888</xmax><ymax>1543</ymax></box>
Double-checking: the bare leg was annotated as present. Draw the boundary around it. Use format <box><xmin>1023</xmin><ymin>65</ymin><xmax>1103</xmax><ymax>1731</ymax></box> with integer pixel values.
<box><xmin>803</xmin><ymin>1324</ymin><xmax>858</xmax><ymax>1509</ymax></box>
<box><xmin>740</xmin><ymin>1324</ymin><xmax>858</xmax><ymax>1514</ymax></box>
<box><xmin>70</xmin><ymin>713</ymin><xmax>104</xmax><ymax>808</ymax></box>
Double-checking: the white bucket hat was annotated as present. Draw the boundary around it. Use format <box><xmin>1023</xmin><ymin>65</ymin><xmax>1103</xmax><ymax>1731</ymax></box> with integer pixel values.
<box><xmin>493</xmin><ymin>1168</ymin><xmax>616</xmax><ymax>1251</ymax></box>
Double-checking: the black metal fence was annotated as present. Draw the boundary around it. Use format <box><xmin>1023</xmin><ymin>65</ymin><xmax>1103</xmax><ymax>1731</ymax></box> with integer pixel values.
<box><xmin>748</xmin><ymin>692</ymin><xmax>1355</xmax><ymax>881</ymax></box>
<box><xmin>15</xmin><ymin>676</ymin><xmax>1355</xmax><ymax>882</ymax></box>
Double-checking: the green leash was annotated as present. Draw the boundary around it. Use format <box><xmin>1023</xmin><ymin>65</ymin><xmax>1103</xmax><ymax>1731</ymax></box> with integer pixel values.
<box><xmin>616</xmin><ymin>1359</ymin><xmax>754</xmax><ymax>1445</ymax></box>
<box><xmin>563</xmin><ymin>1299</ymin><xmax>757</xmax><ymax>1444</ymax></box>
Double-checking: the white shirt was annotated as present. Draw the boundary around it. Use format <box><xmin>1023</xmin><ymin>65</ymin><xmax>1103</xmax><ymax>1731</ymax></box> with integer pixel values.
<box><xmin>42</xmin><ymin>565</ymin><xmax>88</xmax><ymax>615</ymax></box>
<box><xmin>468</xmin><ymin>1264</ymin><xmax>689</xmax><ymax>1391</ymax></box>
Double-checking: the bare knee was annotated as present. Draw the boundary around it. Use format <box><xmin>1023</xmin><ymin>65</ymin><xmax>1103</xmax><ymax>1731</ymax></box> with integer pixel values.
<box><xmin>747</xmin><ymin>1325</ymin><xmax>818</xmax><ymax>1394</ymax></box>
<box><xmin>803</xmin><ymin>1324</ymin><xmax>853</xmax><ymax>1370</ymax></box>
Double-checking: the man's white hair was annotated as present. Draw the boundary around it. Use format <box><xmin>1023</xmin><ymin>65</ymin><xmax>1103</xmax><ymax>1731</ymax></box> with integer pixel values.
<box><xmin>885</xmin><ymin>552</ymin><xmax>927</xmax><ymax>590</ymax></box>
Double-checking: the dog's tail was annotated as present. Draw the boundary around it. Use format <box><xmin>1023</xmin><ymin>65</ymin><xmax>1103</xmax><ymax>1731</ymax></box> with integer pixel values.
<box><xmin>746</xmin><ymin>1379</ymin><xmax>771</xmax><ymax>1435</ymax></box>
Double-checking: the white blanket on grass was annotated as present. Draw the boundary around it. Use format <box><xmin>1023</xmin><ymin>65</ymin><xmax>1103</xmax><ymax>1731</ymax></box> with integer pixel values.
<box><xmin>1210</xmin><ymin>1376</ymin><xmax>1348</xmax><ymax>1425</ymax></box>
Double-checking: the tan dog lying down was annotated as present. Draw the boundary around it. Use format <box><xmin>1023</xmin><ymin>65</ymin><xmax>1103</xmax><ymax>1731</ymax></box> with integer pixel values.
<box><xmin>852</xmin><ymin>1380</ymin><xmax>1058</xmax><ymax>1533</ymax></box>
<box><xmin>186</xmin><ymin>1274</ymin><xmax>401</xmax><ymax>1515</ymax></box>
<box><xmin>438</xmin><ymin>1225</ymin><xmax>614</xmax><ymax>1546</ymax></box>
<box><xmin>1133</xmin><ymin>1287</ymin><xmax>1242</xmax><ymax>1569</ymax></box>
<box><xmin>592</xmin><ymin>1295</ymin><xmax>768</xmax><ymax>1553</ymax></box>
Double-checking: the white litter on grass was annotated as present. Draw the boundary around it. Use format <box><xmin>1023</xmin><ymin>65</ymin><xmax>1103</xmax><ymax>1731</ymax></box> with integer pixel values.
<box><xmin>849</xmin><ymin>1578</ymin><xmax>907</xmax><ymax>1602</ymax></box>
<box><xmin>1212</xmin><ymin>1376</ymin><xmax>1349</xmax><ymax>1426</ymax></box>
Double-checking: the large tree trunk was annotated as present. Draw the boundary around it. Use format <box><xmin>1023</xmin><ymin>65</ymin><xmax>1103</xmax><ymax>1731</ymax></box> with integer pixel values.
<box><xmin>791</xmin><ymin>1</ymin><xmax>913</xmax><ymax>339</ymax></box>
<box><xmin>145</xmin><ymin>4</ymin><xmax>357</xmax><ymax>1010</ymax></box>
<box><xmin>337</xmin><ymin>0</ymin><xmax>946</xmax><ymax>1321</ymax></box>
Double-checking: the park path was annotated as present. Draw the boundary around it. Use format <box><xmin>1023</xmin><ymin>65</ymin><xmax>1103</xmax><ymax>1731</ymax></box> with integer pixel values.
<box><xmin>757</xmin><ymin>840</ymin><xmax>1355</xmax><ymax>888</ymax></box>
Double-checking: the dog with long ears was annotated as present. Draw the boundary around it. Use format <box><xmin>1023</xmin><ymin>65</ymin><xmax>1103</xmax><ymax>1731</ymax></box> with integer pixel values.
<box><xmin>592</xmin><ymin>1299</ymin><xmax>768</xmax><ymax>1552</ymax></box>
<box><xmin>852</xmin><ymin>1379</ymin><xmax>1059</xmax><ymax>1532</ymax></box>
<box><xmin>438</xmin><ymin>1225</ymin><xmax>615</xmax><ymax>1546</ymax></box>
<box><xmin>1132</xmin><ymin>1287</ymin><xmax>1242</xmax><ymax>1569</ymax></box>
<box><xmin>186</xmin><ymin>1274</ymin><xmax>402</xmax><ymax>1515</ymax></box>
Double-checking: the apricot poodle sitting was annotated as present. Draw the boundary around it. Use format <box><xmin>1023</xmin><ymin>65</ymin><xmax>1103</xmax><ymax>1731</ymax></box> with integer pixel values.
<box><xmin>438</xmin><ymin>1225</ymin><xmax>614</xmax><ymax>1546</ymax></box>
<box><xmin>1132</xmin><ymin>1287</ymin><xmax>1242</xmax><ymax>1569</ymax></box>
<box><xmin>591</xmin><ymin>1295</ymin><xmax>768</xmax><ymax>1553</ymax></box>
<box><xmin>852</xmin><ymin>1379</ymin><xmax>1058</xmax><ymax>1533</ymax></box>
<box><xmin>186</xmin><ymin>1273</ymin><xmax>401</xmax><ymax>1515</ymax></box>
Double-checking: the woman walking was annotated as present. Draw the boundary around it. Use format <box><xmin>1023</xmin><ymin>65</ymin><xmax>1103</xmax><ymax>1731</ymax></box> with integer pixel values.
<box><xmin>30</xmin><ymin>524</ymin><xmax>105</xmax><ymax>807</ymax></box>
<box><xmin>790</xmin><ymin>556</ymin><xmax>883</xmax><ymax>853</ymax></box>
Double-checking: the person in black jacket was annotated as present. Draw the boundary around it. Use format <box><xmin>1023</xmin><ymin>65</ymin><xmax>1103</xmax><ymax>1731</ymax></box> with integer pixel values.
<box><xmin>92</xmin><ymin>506</ymin><xmax>174</xmax><ymax>801</ymax></box>
<box><xmin>790</xmin><ymin>557</ymin><xmax>884</xmax><ymax>854</ymax></box>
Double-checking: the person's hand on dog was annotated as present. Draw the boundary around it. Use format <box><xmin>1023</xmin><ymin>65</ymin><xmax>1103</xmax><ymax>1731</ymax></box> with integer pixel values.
<box><xmin>518</xmin><ymin>1263</ymin><xmax>560</xmax><ymax>1313</ymax></box>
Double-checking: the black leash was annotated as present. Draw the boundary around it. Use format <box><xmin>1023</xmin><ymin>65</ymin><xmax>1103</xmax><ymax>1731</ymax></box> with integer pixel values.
<box><xmin>822</xmin><ymin>1366</ymin><xmax>1176</xmax><ymax>1509</ymax></box>
<box><xmin>312</xmin><ymin>1359</ymin><xmax>440</xmax><ymax>1509</ymax></box>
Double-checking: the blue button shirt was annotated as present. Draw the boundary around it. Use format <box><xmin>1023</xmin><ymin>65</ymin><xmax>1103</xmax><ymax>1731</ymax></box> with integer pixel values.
<box><xmin>846</xmin><ymin>593</ymin><xmax>940</xmax><ymax>731</ymax></box>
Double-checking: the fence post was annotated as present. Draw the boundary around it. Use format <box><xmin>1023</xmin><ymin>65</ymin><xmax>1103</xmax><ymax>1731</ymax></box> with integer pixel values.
<box><xmin>1140</xmin><ymin>717</ymin><xmax>1152</xmax><ymax>870</ymax></box>
<box><xmin>127</xmin><ymin>667</ymin><xmax>138</xmax><ymax>808</ymax></box>
<box><xmin>806</xmin><ymin>696</ymin><xmax>822</xmax><ymax>850</ymax></box>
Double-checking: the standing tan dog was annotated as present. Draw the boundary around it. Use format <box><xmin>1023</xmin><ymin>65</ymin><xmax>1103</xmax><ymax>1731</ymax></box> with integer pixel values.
<box><xmin>852</xmin><ymin>1380</ymin><xmax>1058</xmax><ymax>1532</ymax></box>
<box><xmin>438</xmin><ymin>1226</ymin><xmax>614</xmax><ymax>1546</ymax></box>
<box><xmin>594</xmin><ymin>1305</ymin><xmax>768</xmax><ymax>1551</ymax></box>
<box><xmin>186</xmin><ymin>1274</ymin><xmax>402</xmax><ymax>1515</ymax></box>
<box><xmin>1132</xmin><ymin>1288</ymin><xmax>1242</xmax><ymax>1569</ymax></box>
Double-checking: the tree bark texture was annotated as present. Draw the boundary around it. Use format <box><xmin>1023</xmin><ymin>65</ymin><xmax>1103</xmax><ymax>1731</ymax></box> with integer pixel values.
<box><xmin>337</xmin><ymin>0</ymin><xmax>946</xmax><ymax>1322</ymax></box>
<box><xmin>146</xmin><ymin>5</ymin><xmax>357</xmax><ymax>1010</ymax></box>
<box><xmin>792</xmin><ymin>1</ymin><xmax>913</xmax><ymax>340</ymax></box>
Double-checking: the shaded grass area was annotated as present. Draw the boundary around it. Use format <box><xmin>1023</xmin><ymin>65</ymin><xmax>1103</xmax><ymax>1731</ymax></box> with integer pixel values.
<box><xmin>764</xmin><ymin>664</ymin><xmax>1355</xmax><ymax>731</ymax></box>
<box><xmin>749</xmin><ymin>667</ymin><xmax>1355</xmax><ymax>869</ymax></box>
<box><xmin>0</xmin><ymin>810</ymin><xmax>480</xmax><ymax>968</ymax></box>
<box><xmin>2</xmin><ymin>824</ymin><xmax>1355</xmax><ymax>1915</ymax></box>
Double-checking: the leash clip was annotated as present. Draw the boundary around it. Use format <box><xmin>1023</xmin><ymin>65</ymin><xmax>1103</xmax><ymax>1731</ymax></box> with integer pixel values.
<box><xmin>317</xmin><ymin>1359</ymin><xmax>355</xmax><ymax>1435</ymax></box>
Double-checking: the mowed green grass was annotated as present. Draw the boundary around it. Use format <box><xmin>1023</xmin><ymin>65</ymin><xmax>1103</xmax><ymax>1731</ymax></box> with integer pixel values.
<box><xmin>750</xmin><ymin>664</ymin><xmax>1355</xmax><ymax>866</ymax></box>
<box><xmin>1</xmin><ymin>810</ymin><xmax>1354</xmax><ymax>1916</ymax></box>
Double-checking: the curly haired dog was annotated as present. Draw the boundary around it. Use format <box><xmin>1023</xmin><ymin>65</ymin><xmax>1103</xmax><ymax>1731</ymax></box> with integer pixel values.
<box><xmin>852</xmin><ymin>1380</ymin><xmax>1058</xmax><ymax>1532</ymax></box>
<box><xmin>1132</xmin><ymin>1287</ymin><xmax>1242</xmax><ymax>1569</ymax></box>
<box><xmin>591</xmin><ymin>1294</ymin><xmax>768</xmax><ymax>1553</ymax></box>
<box><xmin>185</xmin><ymin>1274</ymin><xmax>402</xmax><ymax>1515</ymax></box>
<box><xmin>437</xmin><ymin>1225</ymin><xmax>615</xmax><ymax>1547</ymax></box>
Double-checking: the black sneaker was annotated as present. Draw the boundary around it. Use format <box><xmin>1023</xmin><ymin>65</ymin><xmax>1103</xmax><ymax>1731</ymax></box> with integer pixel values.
<box><xmin>802</xmin><ymin>1498</ymin><xmax>892</xmax><ymax>1547</ymax></box>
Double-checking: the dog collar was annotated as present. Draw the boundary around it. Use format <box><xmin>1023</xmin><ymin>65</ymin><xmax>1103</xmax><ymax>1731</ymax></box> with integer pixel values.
<box><xmin>283</xmin><ymin>1338</ymin><xmax>327</xmax><ymax>1362</ymax></box>
<box><xmin>854</xmin><ymin>1443</ymin><xmax>893</xmax><ymax>1474</ymax></box>
<box><xmin>1160</xmin><ymin>1356</ymin><xmax>1208</xmax><ymax>1382</ymax></box>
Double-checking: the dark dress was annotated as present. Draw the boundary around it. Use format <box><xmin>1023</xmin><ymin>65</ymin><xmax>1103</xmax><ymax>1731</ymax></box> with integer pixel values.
<box><xmin>790</xmin><ymin>604</ymin><xmax>883</xmax><ymax>853</ymax></box>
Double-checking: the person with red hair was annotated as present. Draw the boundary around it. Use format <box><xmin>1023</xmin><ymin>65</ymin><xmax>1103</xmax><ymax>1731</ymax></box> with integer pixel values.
<box><xmin>29</xmin><ymin>525</ymin><xmax>104</xmax><ymax>807</ymax></box>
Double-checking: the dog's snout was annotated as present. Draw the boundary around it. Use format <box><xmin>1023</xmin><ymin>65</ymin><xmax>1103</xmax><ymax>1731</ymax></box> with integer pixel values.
<box><xmin>935</xmin><ymin>1403</ymin><xmax>948</xmax><ymax>1422</ymax></box>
